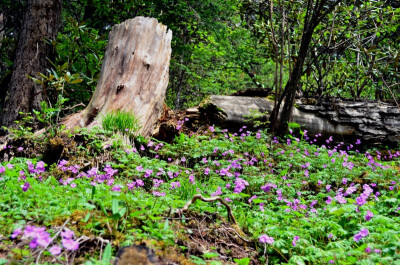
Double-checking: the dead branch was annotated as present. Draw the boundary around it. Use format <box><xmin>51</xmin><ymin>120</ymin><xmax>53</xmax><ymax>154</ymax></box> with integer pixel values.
<box><xmin>176</xmin><ymin>194</ymin><xmax>237</xmax><ymax>224</ymax></box>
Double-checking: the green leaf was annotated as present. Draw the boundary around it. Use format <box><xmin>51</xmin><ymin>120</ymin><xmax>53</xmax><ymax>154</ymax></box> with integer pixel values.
<box><xmin>289</xmin><ymin>255</ymin><xmax>306</xmax><ymax>265</ymax></box>
<box><xmin>70</xmin><ymin>78</ymin><xmax>83</xmax><ymax>84</ymax></box>
<box><xmin>203</xmin><ymin>252</ymin><xmax>219</xmax><ymax>259</ymax></box>
<box><xmin>83</xmin><ymin>212</ymin><xmax>91</xmax><ymax>223</ymax></box>
<box><xmin>130</xmin><ymin>210</ymin><xmax>146</xmax><ymax>217</ymax></box>
<box><xmin>102</xmin><ymin>243</ymin><xmax>112</xmax><ymax>265</ymax></box>
<box><xmin>11</xmin><ymin>248</ymin><xmax>30</xmax><ymax>256</ymax></box>
<box><xmin>112</xmin><ymin>199</ymin><xmax>119</xmax><ymax>215</ymax></box>
<box><xmin>190</xmin><ymin>255</ymin><xmax>206</xmax><ymax>265</ymax></box>
<box><xmin>234</xmin><ymin>257</ymin><xmax>250</xmax><ymax>265</ymax></box>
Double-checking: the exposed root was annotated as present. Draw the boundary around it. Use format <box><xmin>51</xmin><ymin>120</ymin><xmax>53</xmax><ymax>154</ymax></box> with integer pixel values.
<box><xmin>176</xmin><ymin>194</ymin><xmax>237</xmax><ymax>224</ymax></box>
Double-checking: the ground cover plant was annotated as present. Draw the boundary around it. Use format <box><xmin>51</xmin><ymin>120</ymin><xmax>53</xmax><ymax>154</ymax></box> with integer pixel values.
<box><xmin>0</xmin><ymin>123</ymin><xmax>400</xmax><ymax>264</ymax></box>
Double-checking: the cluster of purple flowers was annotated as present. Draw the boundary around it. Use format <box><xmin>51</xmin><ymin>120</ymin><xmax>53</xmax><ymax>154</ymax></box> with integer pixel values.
<box><xmin>259</xmin><ymin>234</ymin><xmax>274</xmax><ymax>245</ymax></box>
<box><xmin>233</xmin><ymin>178</ymin><xmax>249</xmax><ymax>194</ymax></box>
<box><xmin>10</xmin><ymin>225</ymin><xmax>79</xmax><ymax>255</ymax></box>
<box><xmin>292</xmin><ymin>236</ymin><xmax>300</xmax><ymax>247</ymax></box>
<box><xmin>353</xmin><ymin>228</ymin><xmax>369</xmax><ymax>242</ymax></box>
<box><xmin>355</xmin><ymin>184</ymin><xmax>374</xmax><ymax>207</ymax></box>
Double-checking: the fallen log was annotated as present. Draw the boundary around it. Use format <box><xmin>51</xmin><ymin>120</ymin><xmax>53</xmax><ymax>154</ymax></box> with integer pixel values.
<box><xmin>197</xmin><ymin>95</ymin><xmax>400</xmax><ymax>147</ymax></box>
<box><xmin>61</xmin><ymin>17</ymin><xmax>172</xmax><ymax>137</ymax></box>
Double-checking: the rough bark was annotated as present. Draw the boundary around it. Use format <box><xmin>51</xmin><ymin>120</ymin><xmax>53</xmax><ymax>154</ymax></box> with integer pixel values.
<box><xmin>0</xmin><ymin>13</ymin><xmax>4</xmax><ymax>49</ymax></box>
<box><xmin>62</xmin><ymin>17</ymin><xmax>172</xmax><ymax>137</ymax></box>
<box><xmin>1</xmin><ymin>0</ymin><xmax>62</xmax><ymax>127</ymax></box>
<box><xmin>270</xmin><ymin>0</ymin><xmax>342</xmax><ymax>137</ymax></box>
<box><xmin>199</xmin><ymin>95</ymin><xmax>400</xmax><ymax>147</ymax></box>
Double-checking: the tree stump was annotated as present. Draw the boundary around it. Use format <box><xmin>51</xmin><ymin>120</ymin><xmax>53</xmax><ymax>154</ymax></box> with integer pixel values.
<box><xmin>62</xmin><ymin>17</ymin><xmax>172</xmax><ymax>137</ymax></box>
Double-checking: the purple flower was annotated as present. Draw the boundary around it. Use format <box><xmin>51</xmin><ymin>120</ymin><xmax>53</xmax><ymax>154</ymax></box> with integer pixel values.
<box><xmin>29</xmin><ymin>238</ymin><xmax>38</xmax><ymax>249</ymax></box>
<box><xmin>10</xmin><ymin>228</ymin><xmax>22</xmax><ymax>239</ymax></box>
<box><xmin>261</xmin><ymin>183</ymin><xmax>277</xmax><ymax>193</ymax></box>
<box><xmin>112</xmin><ymin>185</ymin><xmax>122</xmax><ymax>192</ymax></box>
<box><xmin>144</xmin><ymin>169</ymin><xmax>153</xmax><ymax>178</ymax></box>
<box><xmin>36</xmin><ymin>232</ymin><xmax>52</xmax><ymax>247</ymax></box>
<box><xmin>233</xmin><ymin>178</ymin><xmax>249</xmax><ymax>194</ymax></box>
<box><xmin>259</xmin><ymin>234</ymin><xmax>274</xmax><ymax>245</ymax></box>
<box><xmin>49</xmin><ymin>245</ymin><xmax>62</xmax><ymax>256</ymax></box>
<box><xmin>326</xmin><ymin>196</ymin><xmax>332</xmax><ymax>204</ymax></box>
<box><xmin>356</xmin><ymin>195</ymin><xmax>367</xmax><ymax>206</ymax></box>
<box><xmin>365</xmin><ymin>247</ymin><xmax>372</xmax><ymax>253</ymax></box>
<box><xmin>189</xmin><ymin>175</ymin><xmax>195</xmax><ymax>184</ymax></box>
<box><xmin>204</xmin><ymin>168</ymin><xmax>210</xmax><ymax>175</ymax></box>
<box><xmin>170</xmin><ymin>181</ymin><xmax>181</xmax><ymax>189</ymax></box>
<box><xmin>329</xmin><ymin>260</ymin><xmax>335</xmax><ymax>264</ymax></box>
<box><xmin>211</xmin><ymin>186</ymin><xmax>222</xmax><ymax>196</ymax></box>
<box><xmin>21</xmin><ymin>182</ymin><xmax>31</xmax><ymax>192</ymax></box>
<box><xmin>374</xmin><ymin>249</ymin><xmax>381</xmax><ymax>253</ymax></box>
<box><xmin>365</xmin><ymin>210</ymin><xmax>374</xmax><ymax>221</ymax></box>
<box><xmin>61</xmin><ymin>228</ymin><xmax>75</xmax><ymax>239</ymax></box>
<box><xmin>292</xmin><ymin>236</ymin><xmax>300</xmax><ymax>246</ymax></box>
<box><xmin>0</xmin><ymin>166</ymin><xmax>5</xmax><ymax>174</ymax></box>
<box><xmin>335</xmin><ymin>194</ymin><xmax>347</xmax><ymax>204</ymax></box>
<box><xmin>359</xmin><ymin>228</ymin><xmax>369</xmax><ymax>237</ymax></box>
<box><xmin>344</xmin><ymin>186</ymin><xmax>357</xmax><ymax>196</ymax></box>
<box><xmin>136</xmin><ymin>179</ymin><xmax>144</xmax><ymax>187</ymax></box>
<box><xmin>326</xmin><ymin>185</ymin><xmax>331</xmax><ymax>192</ymax></box>
<box><xmin>36</xmin><ymin>161</ymin><xmax>46</xmax><ymax>173</ymax></box>
<box><xmin>62</xmin><ymin>238</ymin><xmax>79</xmax><ymax>251</ymax></box>
<box><xmin>127</xmin><ymin>182</ymin><xmax>136</xmax><ymax>190</ymax></box>
<box><xmin>353</xmin><ymin>233</ymin><xmax>363</xmax><ymax>242</ymax></box>
<box><xmin>152</xmin><ymin>191</ymin><xmax>166</xmax><ymax>197</ymax></box>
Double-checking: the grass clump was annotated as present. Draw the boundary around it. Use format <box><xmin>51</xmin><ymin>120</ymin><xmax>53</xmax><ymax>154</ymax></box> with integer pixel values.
<box><xmin>101</xmin><ymin>110</ymin><xmax>141</xmax><ymax>136</ymax></box>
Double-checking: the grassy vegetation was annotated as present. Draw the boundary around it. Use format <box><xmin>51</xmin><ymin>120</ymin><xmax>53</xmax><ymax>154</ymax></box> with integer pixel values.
<box><xmin>0</xmin><ymin>125</ymin><xmax>399</xmax><ymax>264</ymax></box>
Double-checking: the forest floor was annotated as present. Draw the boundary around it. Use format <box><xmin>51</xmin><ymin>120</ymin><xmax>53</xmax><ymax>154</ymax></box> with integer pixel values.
<box><xmin>0</xmin><ymin>123</ymin><xmax>399</xmax><ymax>265</ymax></box>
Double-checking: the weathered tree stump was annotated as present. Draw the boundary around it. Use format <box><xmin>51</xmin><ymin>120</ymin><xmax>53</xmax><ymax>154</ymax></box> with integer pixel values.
<box><xmin>62</xmin><ymin>17</ymin><xmax>172</xmax><ymax>137</ymax></box>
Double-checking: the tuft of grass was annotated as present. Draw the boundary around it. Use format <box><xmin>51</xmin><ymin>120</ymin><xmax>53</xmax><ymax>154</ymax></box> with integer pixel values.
<box><xmin>101</xmin><ymin>110</ymin><xmax>141</xmax><ymax>136</ymax></box>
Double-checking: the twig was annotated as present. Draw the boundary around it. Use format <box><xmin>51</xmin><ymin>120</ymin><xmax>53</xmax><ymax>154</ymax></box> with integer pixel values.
<box><xmin>35</xmin><ymin>219</ymin><xmax>70</xmax><ymax>264</ymax></box>
<box><xmin>380</xmin><ymin>75</ymin><xmax>400</xmax><ymax>110</ymax></box>
<box><xmin>63</xmin><ymin>103</ymin><xmax>85</xmax><ymax>111</ymax></box>
<box><xmin>176</xmin><ymin>194</ymin><xmax>237</xmax><ymax>224</ymax></box>
<box><xmin>76</xmin><ymin>235</ymin><xmax>110</xmax><ymax>245</ymax></box>
<box><xmin>221</xmin><ymin>225</ymin><xmax>251</xmax><ymax>243</ymax></box>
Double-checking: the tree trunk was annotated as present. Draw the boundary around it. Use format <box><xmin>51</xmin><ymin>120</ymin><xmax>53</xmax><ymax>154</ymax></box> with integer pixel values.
<box><xmin>0</xmin><ymin>0</ymin><xmax>62</xmax><ymax>127</ymax></box>
<box><xmin>62</xmin><ymin>17</ymin><xmax>172</xmax><ymax>137</ymax></box>
<box><xmin>0</xmin><ymin>13</ymin><xmax>4</xmax><ymax>50</ymax></box>
<box><xmin>275</xmin><ymin>27</ymin><xmax>314</xmax><ymax>137</ymax></box>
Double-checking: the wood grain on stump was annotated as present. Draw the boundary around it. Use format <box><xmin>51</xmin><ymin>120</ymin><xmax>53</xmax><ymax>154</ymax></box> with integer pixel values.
<box><xmin>62</xmin><ymin>17</ymin><xmax>172</xmax><ymax>137</ymax></box>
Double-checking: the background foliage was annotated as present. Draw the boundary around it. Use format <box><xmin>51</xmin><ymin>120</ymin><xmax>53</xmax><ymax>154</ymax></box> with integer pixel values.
<box><xmin>0</xmin><ymin>0</ymin><xmax>399</xmax><ymax>114</ymax></box>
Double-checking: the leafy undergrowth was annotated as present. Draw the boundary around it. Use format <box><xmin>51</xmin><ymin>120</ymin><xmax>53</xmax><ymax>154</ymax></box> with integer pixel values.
<box><xmin>0</xmin><ymin>126</ymin><xmax>400</xmax><ymax>265</ymax></box>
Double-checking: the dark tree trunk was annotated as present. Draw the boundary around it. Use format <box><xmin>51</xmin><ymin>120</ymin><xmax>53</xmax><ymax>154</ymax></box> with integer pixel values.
<box><xmin>1</xmin><ymin>0</ymin><xmax>62</xmax><ymax>127</ymax></box>
<box><xmin>275</xmin><ymin>27</ymin><xmax>314</xmax><ymax>137</ymax></box>
<box><xmin>269</xmin><ymin>0</ymin><xmax>341</xmax><ymax>137</ymax></box>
